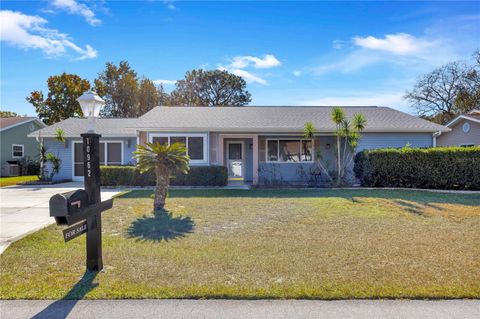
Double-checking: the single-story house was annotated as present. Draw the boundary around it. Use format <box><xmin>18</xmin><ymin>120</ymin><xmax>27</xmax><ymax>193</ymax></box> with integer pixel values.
<box><xmin>1</xmin><ymin>117</ymin><xmax>45</xmax><ymax>176</ymax></box>
<box><xmin>29</xmin><ymin>106</ymin><xmax>449</xmax><ymax>185</ymax></box>
<box><xmin>436</xmin><ymin>109</ymin><xmax>480</xmax><ymax>147</ymax></box>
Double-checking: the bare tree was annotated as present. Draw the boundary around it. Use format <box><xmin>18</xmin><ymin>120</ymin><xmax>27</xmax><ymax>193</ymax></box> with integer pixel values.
<box><xmin>405</xmin><ymin>51</ymin><xmax>480</xmax><ymax>124</ymax></box>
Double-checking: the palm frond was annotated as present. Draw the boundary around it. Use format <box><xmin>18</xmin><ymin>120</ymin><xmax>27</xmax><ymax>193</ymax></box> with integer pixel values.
<box><xmin>134</xmin><ymin>142</ymin><xmax>190</xmax><ymax>175</ymax></box>
<box><xmin>352</xmin><ymin>113</ymin><xmax>367</xmax><ymax>132</ymax></box>
<box><xmin>303</xmin><ymin>121</ymin><xmax>315</xmax><ymax>139</ymax></box>
<box><xmin>331</xmin><ymin>107</ymin><xmax>345</xmax><ymax>125</ymax></box>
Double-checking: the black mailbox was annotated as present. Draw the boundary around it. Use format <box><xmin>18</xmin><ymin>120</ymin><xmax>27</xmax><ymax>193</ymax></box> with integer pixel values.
<box><xmin>50</xmin><ymin>189</ymin><xmax>89</xmax><ymax>225</ymax></box>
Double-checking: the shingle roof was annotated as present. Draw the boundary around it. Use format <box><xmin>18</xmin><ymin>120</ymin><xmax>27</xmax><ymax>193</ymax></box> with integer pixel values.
<box><xmin>135</xmin><ymin>106</ymin><xmax>449</xmax><ymax>133</ymax></box>
<box><xmin>28</xmin><ymin>118</ymin><xmax>138</xmax><ymax>138</ymax></box>
<box><xmin>30</xmin><ymin>106</ymin><xmax>449</xmax><ymax>137</ymax></box>
<box><xmin>0</xmin><ymin>117</ymin><xmax>39</xmax><ymax>130</ymax></box>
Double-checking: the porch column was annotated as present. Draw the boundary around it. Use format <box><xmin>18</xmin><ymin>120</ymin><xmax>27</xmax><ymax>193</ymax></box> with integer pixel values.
<box><xmin>252</xmin><ymin>134</ymin><xmax>258</xmax><ymax>184</ymax></box>
<box><xmin>218</xmin><ymin>136</ymin><xmax>225</xmax><ymax>166</ymax></box>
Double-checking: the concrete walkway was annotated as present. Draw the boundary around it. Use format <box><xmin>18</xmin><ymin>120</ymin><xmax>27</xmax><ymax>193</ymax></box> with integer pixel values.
<box><xmin>0</xmin><ymin>182</ymin><xmax>123</xmax><ymax>254</ymax></box>
<box><xmin>0</xmin><ymin>299</ymin><xmax>478</xmax><ymax>319</ymax></box>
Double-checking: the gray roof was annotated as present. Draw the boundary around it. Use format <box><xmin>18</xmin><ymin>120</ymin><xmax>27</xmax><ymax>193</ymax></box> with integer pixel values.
<box><xmin>28</xmin><ymin>118</ymin><xmax>138</xmax><ymax>138</ymax></box>
<box><xmin>0</xmin><ymin>117</ymin><xmax>45</xmax><ymax>131</ymax></box>
<box><xmin>135</xmin><ymin>106</ymin><xmax>449</xmax><ymax>133</ymax></box>
<box><xmin>30</xmin><ymin>106</ymin><xmax>449</xmax><ymax>137</ymax></box>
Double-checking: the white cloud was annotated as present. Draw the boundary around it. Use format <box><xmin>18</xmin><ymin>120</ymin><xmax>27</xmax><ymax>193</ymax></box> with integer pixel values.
<box><xmin>293</xmin><ymin>70</ymin><xmax>302</xmax><ymax>77</ymax></box>
<box><xmin>0</xmin><ymin>10</ymin><xmax>98</xmax><ymax>60</ymax></box>
<box><xmin>163</xmin><ymin>1</ymin><xmax>176</xmax><ymax>10</ymax></box>
<box><xmin>229</xmin><ymin>69</ymin><xmax>267</xmax><ymax>85</ymax></box>
<box><xmin>230</xmin><ymin>54</ymin><xmax>281</xmax><ymax>69</ymax></box>
<box><xmin>153</xmin><ymin>79</ymin><xmax>177</xmax><ymax>86</ymax></box>
<box><xmin>51</xmin><ymin>0</ymin><xmax>101</xmax><ymax>26</ymax></box>
<box><xmin>218</xmin><ymin>54</ymin><xmax>280</xmax><ymax>85</ymax></box>
<box><xmin>312</xmin><ymin>32</ymin><xmax>457</xmax><ymax>75</ymax></box>
<box><xmin>332</xmin><ymin>40</ymin><xmax>344</xmax><ymax>49</ymax></box>
<box><xmin>353</xmin><ymin>33</ymin><xmax>434</xmax><ymax>55</ymax></box>
<box><xmin>218</xmin><ymin>66</ymin><xmax>267</xmax><ymax>85</ymax></box>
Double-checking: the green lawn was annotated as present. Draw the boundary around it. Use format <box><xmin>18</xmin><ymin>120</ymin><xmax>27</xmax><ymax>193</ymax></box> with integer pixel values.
<box><xmin>1</xmin><ymin>189</ymin><xmax>479</xmax><ymax>299</ymax></box>
<box><xmin>0</xmin><ymin>175</ymin><xmax>38</xmax><ymax>187</ymax></box>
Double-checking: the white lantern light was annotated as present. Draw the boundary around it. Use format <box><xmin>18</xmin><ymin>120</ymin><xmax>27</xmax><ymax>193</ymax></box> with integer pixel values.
<box><xmin>77</xmin><ymin>91</ymin><xmax>105</xmax><ymax>133</ymax></box>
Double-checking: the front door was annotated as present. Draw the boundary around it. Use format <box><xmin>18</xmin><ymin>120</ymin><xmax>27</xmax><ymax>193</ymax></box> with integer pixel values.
<box><xmin>227</xmin><ymin>142</ymin><xmax>244</xmax><ymax>181</ymax></box>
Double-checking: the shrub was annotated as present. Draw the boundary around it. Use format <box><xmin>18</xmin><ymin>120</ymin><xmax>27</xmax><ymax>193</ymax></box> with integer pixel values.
<box><xmin>354</xmin><ymin>146</ymin><xmax>480</xmax><ymax>190</ymax></box>
<box><xmin>101</xmin><ymin>165</ymin><xmax>228</xmax><ymax>187</ymax></box>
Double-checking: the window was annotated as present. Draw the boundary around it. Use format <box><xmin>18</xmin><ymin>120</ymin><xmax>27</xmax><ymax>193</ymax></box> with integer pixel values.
<box><xmin>266</xmin><ymin>139</ymin><xmax>313</xmax><ymax>163</ymax></box>
<box><xmin>73</xmin><ymin>141</ymin><xmax>123</xmax><ymax>177</ymax></box>
<box><xmin>228</xmin><ymin>143</ymin><xmax>242</xmax><ymax>160</ymax></box>
<box><xmin>267</xmin><ymin>140</ymin><xmax>278</xmax><ymax>161</ymax></box>
<box><xmin>188</xmin><ymin>137</ymin><xmax>204</xmax><ymax>160</ymax></box>
<box><xmin>149</xmin><ymin>134</ymin><xmax>207</xmax><ymax>163</ymax></box>
<box><xmin>12</xmin><ymin>144</ymin><xmax>24</xmax><ymax>158</ymax></box>
<box><xmin>301</xmin><ymin>140</ymin><xmax>313</xmax><ymax>161</ymax></box>
<box><xmin>152</xmin><ymin>136</ymin><xmax>168</xmax><ymax>145</ymax></box>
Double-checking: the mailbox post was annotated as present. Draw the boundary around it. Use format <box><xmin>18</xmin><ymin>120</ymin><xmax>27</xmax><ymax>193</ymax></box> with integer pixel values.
<box><xmin>82</xmin><ymin>133</ymin><xmax>103</xmax><ymax>271</ymax></box>
<box><xmin>49</xmin><ymin>90</ymin><xmax>109</xmax><ymax>273</ymax></box>
<box><xmin>77</xmin><ymin>90</ymin><xmax>106</xmax><ymax>272</ymax></box>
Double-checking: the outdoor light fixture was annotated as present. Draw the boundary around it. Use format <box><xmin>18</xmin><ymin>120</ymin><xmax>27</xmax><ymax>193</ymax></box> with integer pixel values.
<box><xmin>77</xmin><ymin>90</ymin><xmax>105</xmax><ymax>133</ymax></box>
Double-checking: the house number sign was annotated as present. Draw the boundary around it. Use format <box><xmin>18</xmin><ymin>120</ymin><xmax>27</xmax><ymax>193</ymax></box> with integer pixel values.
<box><xmin>85</xmin><ymin>137</ymin><xmax>93</xmax><ymax>178</ymax></box>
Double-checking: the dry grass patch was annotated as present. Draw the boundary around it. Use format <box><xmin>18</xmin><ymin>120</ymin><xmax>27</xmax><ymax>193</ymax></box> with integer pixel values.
<box><xmin>0</xmin><ymin>175</ymin><xmax>38</xmax><ymax>187</ymax></box>
<box><xmin>1</xmin><ymin>189</ymin><xmax>479</xmax><ymax>299</ymax></box>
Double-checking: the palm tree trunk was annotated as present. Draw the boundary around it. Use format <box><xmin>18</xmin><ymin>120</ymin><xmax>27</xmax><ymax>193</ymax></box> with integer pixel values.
<box><xmin>154</xmin><ymin>165</ymin><xmax>169</xmax><ymax>211</ymax></box>
<box><xmin>336</xmin><ymin>134</ymin><xmax>341</xmax><ymax>183</ymax></box>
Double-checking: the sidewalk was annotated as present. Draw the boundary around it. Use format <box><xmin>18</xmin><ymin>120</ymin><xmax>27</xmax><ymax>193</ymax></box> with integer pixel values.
<box><xmin>1</xmin><ymin>299</ymin><xmax>479</xmax><ymax>319</ymax></box>
<box><xmin>0</xmin><ymin>182</ymin><xmax>123</xmax><ymax>254</ymax></box>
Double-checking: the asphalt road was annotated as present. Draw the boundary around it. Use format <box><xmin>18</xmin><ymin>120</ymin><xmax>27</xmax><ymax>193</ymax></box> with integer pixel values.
<box><xmin>0</xmin><ymin>300</ymin><xmax>479</xmax><ymax>319</ymax></box>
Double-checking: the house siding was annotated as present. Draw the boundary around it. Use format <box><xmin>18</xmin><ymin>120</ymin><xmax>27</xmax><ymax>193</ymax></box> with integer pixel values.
<box><xmin>257</xmin><ymin>136</ymin><xmax>329</xmax><ymax>185</ymax></box>
<box><xmin>1</xmin><ymin>120</ymin><xmax>43</xmax><ymax>170</ymax></box>
<box><xmin>257</xmin><ymin>133</ymin><xmax>433</xmax><ymax>185</ymax></box>
<box><xmin>358</xmin><ymin>132</ymin><xmax>433</xmax><ymax>150</ymax></box>
<box><xmin>43</xmin><ymin>131</ymin><xmax>435</xmax><ymax>184</ymax></box>
<box><xmin>44</xmin><ymin>137</ymin><xmax>136</xmax><ymax>181</ymax></box>
<box><xmin>437</xmin><ymin>119</ymin><xmax>480</xmax><ymax>146</ymax></box>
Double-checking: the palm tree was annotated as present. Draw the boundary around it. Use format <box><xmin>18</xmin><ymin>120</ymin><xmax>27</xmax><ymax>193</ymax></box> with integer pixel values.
<box><xmin>331</xmin><ymin>107</ymin><xmax>345</xmax><ymax>182</ymax></box>
<box><xmin>303</xmin><ymin>121</ymin><xmax>333</xmax><ymax>184</ymax></box>
<box><xmin>134</xmin><ymin>142</ymin><xmax>190</xmax><ymax>211</ymax></box>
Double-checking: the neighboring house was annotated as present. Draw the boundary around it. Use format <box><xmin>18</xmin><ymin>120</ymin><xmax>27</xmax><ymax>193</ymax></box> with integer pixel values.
<box><xmin>29</xmin><ymin>106</ymin><xmax>449</xmax><ymax>185</ymax></box>
<box><xmin>1</xmin><ymin>117</ymin><xmax>46</xmax><ymax>176</ymax></box>
<box><xmin>436</xmin><ymin>109</ymin><xmax>480</xmax><ymax>147</ymax></box>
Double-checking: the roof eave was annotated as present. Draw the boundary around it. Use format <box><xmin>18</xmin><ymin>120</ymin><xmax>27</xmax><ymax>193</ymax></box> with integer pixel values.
<box><xmin>446</xmin><ymin>115</ymin><xmax>480</xmax><ymax>127</ymax></box>
<box><xmin>134</xmin><ymin>127</ymin><xmax>450</xmax><ymax>133</ymax></box>
<box><xmin>0</xmin><ymin>118</ymin><xmax>46</xmax><ymax>132</ymax></box>
<box><xmin>27</xmin><ymin>132</ymin><xmax>137</xmax><ymax>138</ymax></box>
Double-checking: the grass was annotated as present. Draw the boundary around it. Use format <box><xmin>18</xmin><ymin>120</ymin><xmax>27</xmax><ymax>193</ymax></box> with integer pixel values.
<box><xmin>0</xmin><ymin>188</ymin><xmax>479</xmax><ymax>300</ymax></box>
<box><xmin>0</xmin><ymin>175</ymin><xmax>38</xmax><ymax>187</ymax></box>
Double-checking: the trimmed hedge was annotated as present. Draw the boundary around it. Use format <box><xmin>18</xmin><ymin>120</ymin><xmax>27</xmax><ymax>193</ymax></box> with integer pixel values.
<box><xmin>354</xmin><ymin>146</ymin><xmax>480</xmax><ymax>190</ymax></box>
<box><xmin>100</xmin><ymin>165</ymin><xmax>228</xmax><ymax>187</ymax></box>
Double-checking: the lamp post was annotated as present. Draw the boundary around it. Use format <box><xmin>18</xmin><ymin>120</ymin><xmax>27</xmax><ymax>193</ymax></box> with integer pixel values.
<box><xmin>76</xmin><ymin>90</ymin><xmax>105</xmax><ymax>271</ymax></box>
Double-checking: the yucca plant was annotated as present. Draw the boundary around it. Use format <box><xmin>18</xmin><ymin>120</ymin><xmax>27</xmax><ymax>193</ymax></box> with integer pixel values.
<box><xmin>331</xmin><ymin>107</ymin><xmax>345</xmax><ymax>182</ymax></box>
<box><xmin>46</xmin><ymin>152</ymin><xmax>62</xmax><ymax>181</ymax></box>
<box><xmin>304</xmin><ymin>108</ymin><xmax>366</xmax><ymax>186</ymax></box>
<box><xmin>134</xmin><ymin>142</ymin><xmax>190</xmax><ymax>211</ymax></box>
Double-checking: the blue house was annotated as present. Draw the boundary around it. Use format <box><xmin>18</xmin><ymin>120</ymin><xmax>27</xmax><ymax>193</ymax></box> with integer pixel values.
<box><xmin>29</xmin><ymin>106</ymin><xmax>449</xmax><ymax>185</ymax></box>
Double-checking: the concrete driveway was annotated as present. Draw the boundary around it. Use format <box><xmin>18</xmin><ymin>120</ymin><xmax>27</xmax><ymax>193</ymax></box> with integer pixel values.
<box><xmin>0</xmin><ymin>182</ymin><xmax>123</xmax><ymax>254</ymax></box>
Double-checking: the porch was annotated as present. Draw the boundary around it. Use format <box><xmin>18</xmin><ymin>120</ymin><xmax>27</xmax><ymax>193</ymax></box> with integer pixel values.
<box><xmin>212</xmin><ymin>133</ymin><xmax>337</xmax><ymax>186</ymax></box>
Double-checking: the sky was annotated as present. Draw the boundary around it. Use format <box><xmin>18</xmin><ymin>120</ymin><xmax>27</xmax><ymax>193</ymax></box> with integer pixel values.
<box><xmin>1</xmin><ymin>1</ymin><xmax>479</xmax><ymax>116</ymax></box>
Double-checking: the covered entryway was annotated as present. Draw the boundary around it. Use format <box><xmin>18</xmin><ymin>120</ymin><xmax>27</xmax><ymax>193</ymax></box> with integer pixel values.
<box><xmin>226</xmin><ymin>141</ymin><xmax>244</xmax><ymax>183</ymax></box>
<box><xmin>217</xmin><ymin>134</ymin><xmax>259</xmax><ymax>186</ymax></box>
